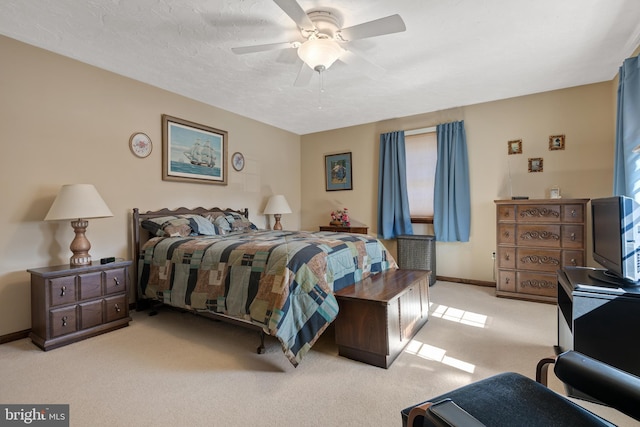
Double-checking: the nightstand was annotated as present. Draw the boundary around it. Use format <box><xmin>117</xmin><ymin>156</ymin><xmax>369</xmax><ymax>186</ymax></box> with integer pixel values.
<box><xmin>28</xmin><ymin>260</ymin><xmax>132</xmax><ymax>350</ymax></box>
<box><xmin>319</xmin><ymin>224</ymin><xmax>369</xmax><ymax>234</ymax></box>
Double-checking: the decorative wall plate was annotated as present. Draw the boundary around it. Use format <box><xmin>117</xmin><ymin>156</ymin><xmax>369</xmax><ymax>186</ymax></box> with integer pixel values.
<box><xmin>129</xmin><ymin>132</ymin><xmax>152</xmax><ymax>158</ymax></box>
<box><xmin>232</xmin><ymin>152</ymin><xmax>245</xmax><ymax>171</ymax></box>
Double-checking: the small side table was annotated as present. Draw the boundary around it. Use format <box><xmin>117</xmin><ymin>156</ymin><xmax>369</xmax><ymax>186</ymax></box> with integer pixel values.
<box><xmin>319</xmin><ymin>224</ymin><xmax>369</xmax><ymax>234</ymax></box>
<box><xmin>28</xmin><ymin>260</ymin><xmax>132</xmax><ymax>350</ymax></box>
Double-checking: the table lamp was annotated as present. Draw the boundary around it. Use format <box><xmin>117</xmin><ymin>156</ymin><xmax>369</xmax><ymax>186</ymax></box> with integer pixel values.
<box><xmin>263</xmin><ymin>195</ymin><xmax>292</xmax><ymax>230</ymax></box>
<box><xmin>45</xmin><ymin>184</ymin><xmax>114</xmax><ymax>267</ymax></box>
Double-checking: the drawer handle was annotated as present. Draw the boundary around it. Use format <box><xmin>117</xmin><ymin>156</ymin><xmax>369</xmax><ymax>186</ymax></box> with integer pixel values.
<box><xmin>570</xmin><ymin>258</ymin><xmax>577</xmax><ymax>266</ymax></box>
<box><xmin>113</xmin><ymin>277</ymin><xmax>120</xmax><ymax>287</ymax></box>
<box><xmin>114</xmin><ymin>304</ymin><xmax>121</xmax><ymax>313</ymax></box>
<box><xmin>503</xmin><ymin>231</ymin><xmax>510</xmax><ymax>238</ymax></box>
<box><xmin>505</xmin><ymin>253</ymin><xmax>510</xmax><ymax>261</ymax></box>
<box><xmin>505</xmin><ymin>277</ymin><xmax>510</xmax><ymax>284</ymax></box>
<box><xmin>570</xmin><ymin>232</ymin><xmax>576</xmax><ymax>241</ymax></box>
<box><xmin>571</xmin><ymin>209</ymin><xmax>577</xmax><ymax>217</ymax></box>
<box><xmin>60</xmin><ymin>285</ymin><xmax>66</xmax><ymax>297</ymax></box>
<box><xmin>62</xmin><ymin>316</ymin><xmax>68</xmax><ymax>327</ymax></box>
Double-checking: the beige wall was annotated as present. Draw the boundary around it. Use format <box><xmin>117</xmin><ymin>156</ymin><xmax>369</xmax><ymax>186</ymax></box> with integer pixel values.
<box><xmin>301</xmin><ymin>82</ymin><xmax>615</xmax><ymax>283</ymax></box>
<box><xmin>0</xmin><ymin>33</ymin><xmax>623</xmax><ymax>337</ymax></box>
<box><xmin>0</xmin><ymin>36</ymin><xmax>301</xmax><ymax>336</ymax></box>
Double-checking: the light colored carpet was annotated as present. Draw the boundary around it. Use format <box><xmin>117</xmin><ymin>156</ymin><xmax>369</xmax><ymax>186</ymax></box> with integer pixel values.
<box><xmin>0</xmin><ymin>281</ymin><xmax>635</xmax><ymax>426</ymax></box>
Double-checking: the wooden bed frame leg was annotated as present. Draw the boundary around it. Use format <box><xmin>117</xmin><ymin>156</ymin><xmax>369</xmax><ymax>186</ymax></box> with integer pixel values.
<box><xmin>257</xmin><ymin>331</ymin><xmax>266</xmax><ymax>354</ymax></box>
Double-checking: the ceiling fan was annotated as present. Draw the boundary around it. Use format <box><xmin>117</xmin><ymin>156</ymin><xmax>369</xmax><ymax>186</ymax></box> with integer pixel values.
<box><xmin>232</xmin><ymin>0</ymin><xmax>406</xmax><ymax>86</ymax></box>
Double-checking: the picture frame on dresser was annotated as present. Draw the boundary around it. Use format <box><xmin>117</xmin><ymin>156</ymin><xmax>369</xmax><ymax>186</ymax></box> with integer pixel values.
<box><xmin>162</xmin><ymin>114</ymin><xmax>228</xmax><ymax>185</ymax></box>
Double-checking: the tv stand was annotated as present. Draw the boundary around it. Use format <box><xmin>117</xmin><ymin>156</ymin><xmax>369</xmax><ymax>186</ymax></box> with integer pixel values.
<box><xmin>557</xmin><ymin>267</ymin><xmax>640</xmax><ymax>397</ymax></box>
<box><xmin>587</xmin><ymin>269</ymin><xmax>640</xmax><ymax>287</ymax></box>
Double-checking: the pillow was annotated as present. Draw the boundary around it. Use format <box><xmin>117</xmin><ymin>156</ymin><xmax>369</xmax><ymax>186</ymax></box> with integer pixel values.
<box><xmin>187</xmin><ymin>214</ymin><xmax>218</xmax><ymax>236</ymax></box>
<box><xmin>141</xmin><ymin>216</ymin><xmax>192</xmax><ymax>237</ymax></box>
<box><xmin>224</xmin><ymin>212</ymin><xmax>258</xmax><ymax>233</ymax></box>
<box><xmin>213</xmin><ymin>215</ymin><xmax>232</xmax><ymax>235</ymax></box>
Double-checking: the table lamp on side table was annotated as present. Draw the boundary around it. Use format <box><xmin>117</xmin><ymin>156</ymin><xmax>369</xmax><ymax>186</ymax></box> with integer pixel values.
<box><xmin>45</xmin><ymin>184</ymin><xmax>113</xmax><ymax>267</ymax></box>
<box><xmin>263</xmin><ymin>195</ymin><xmax>292</xmax><ymax>231</ymax></box>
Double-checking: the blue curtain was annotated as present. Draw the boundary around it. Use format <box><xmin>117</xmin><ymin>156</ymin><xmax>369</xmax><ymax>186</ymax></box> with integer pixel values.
<box><xmin>434</xmin><ymin>121</ymin><xmax>471</xmax><ymax>242</ymax></box>
<box><xmin>377</xmin><ymin>131</ymin><xmax>413</xmax><ymax>239</ymax></box>
<box><xmin>613</xmin><ymin>56</ymin><xmax>640</xmax><ymax>199</ymax></box>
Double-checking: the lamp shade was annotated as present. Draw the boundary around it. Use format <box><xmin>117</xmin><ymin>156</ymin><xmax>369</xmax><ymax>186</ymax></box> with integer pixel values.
<box><xmin>297</xmin><ymin>38</ymin><xmax>344</xmax><ymax>72</ymax></box>
<box><xmin>263</xmin><ymin>195</ymin><xmax>292</xmax><ymax>215</ymax></box>
<box><xmin>45</xmin><ymin>184</ymin><xmax>113</xmax><ymax>221</ymax></box>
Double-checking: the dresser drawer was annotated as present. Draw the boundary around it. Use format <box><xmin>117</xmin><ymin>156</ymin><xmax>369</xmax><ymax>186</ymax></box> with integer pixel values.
<box><xmin>497</xmin><ymin>205</ymin><xmax>516</xmax><ymax>222</ymax></box>
<box><xmin>50</xmin><ymin>306</ymin><xmax>77</xmax><ymax>337</ymax></box>
<box><xmin>517</xmin><ymin>204</ymin><xmax>561</xmax><ymax>222</ymax></box>
<box><xmin>562</xmin><ymin>225</ymin><xmax>584</xmax><ymax>248</ymax></box>
<box><xmin>497</xmin><ymin>248</ymin><xmax>516</xmax><ymax>269</ymax></box>
<box><xmin>105</xmin><ymin>295</ymin><xmax>127</xmax><ymax>322</ymax></box>
<box><xmin>497</xmin><ymin>270</ymin><xmax>516</xmax><ymax>293</ymax></box>
<box><xmin>49</xmin><ymin>276</ymin><xmax>76</xmax><ymax>306</ymax></box>
<box><xmin>516</xmin><ymin>248</ymin><xmax>561</xmax><ymax>272</ymax></box>
<box><xmin>561</xmin><ymin>204</ymin><xmax>585</xmax><ymax>223</ymax></box>
<box><xmin>80</xmin><ymin>300</ymin><xmax>103</xmax><ymax>329</ymax></box>
<box><xmin>516</xmin><ymin>272</ymin><xmax>557</xmax><ymax>297</ymax></box>
<box><xmin>497</xmin><ymin>224</ymin><xmax>515</xmax><ymax>244</ymax></box>
<box><xmin>562</xmin><ymin>250</ymin><xmax>583</xmax><ymax>267</ymax></box>
<box><xmin>79</xmin><ymin>272</ymin><xmax>102</xmax><ymax>300</ymax></box>
<box><xmin>516</xmin><ymin>224</ymin><xmax>561</xmax><ymax>247</ymax></box>
<box><xmin>105</xmin><ymin>268</ymin><xmax>127</xmax><ymax>295</ymax></box>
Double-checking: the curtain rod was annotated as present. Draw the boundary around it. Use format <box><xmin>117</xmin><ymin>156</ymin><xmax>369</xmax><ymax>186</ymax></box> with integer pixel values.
<box><xmin>405</xmin><ymin>126</ymin><xmax>437</xmax><ymax>136</ymax></box>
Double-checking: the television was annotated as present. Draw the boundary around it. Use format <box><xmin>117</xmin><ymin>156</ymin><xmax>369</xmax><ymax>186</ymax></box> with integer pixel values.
<box><xmin>590</xmin><ymin>196</ymin><xmax>640</xmax><ymax>286</ymax></box>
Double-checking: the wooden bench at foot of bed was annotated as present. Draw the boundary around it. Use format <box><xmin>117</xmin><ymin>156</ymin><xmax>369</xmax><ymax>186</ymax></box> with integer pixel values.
<box><xmin>334</xmin><ymin>269</ymin><xmax>431</xmax><ymax>368</ymax></box>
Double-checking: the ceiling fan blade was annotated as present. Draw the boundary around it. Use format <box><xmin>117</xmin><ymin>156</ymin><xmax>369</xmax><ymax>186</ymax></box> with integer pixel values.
<box><xmin>232</xmin><ymin>41</ymin><xmax>296</xmax><ymax>55</ymax></box>
<box><xmin>339</xmin><ymin>14</ymin><xmax>406</xmax><ymax>41</ymax></box>
<box><xmin>294</xmin><ymin>62</ymin><xmax>313</xmax><ymax>87</ymax></box>
<box><xmin>339</xmin><ymin>50</ymin><xmax>385</xmax><ymax>78</ymax></box>
<box><xmin>273</xmin><ymin>0</ymin><xmax>315</xmax><ymax>31</ymax></box>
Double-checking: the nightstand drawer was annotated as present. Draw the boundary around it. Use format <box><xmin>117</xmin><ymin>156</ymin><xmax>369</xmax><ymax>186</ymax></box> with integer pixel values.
<box><xmin>49</xmin><ymin>276</ymin><xmax>76</xmax><ymax>306</ymax></box>
<box><xmin>105</xmin><ymin>268</ymin><xmax>127</xmax><ymax>295</ymax></box>
<box><xmin>105</xmin><ymin>295</ymin><xmax>127</xmax><ymax>322</ymax></box>
<box><xmin>50</xmin><ymin>306</ymin><xmax>77</xmax><ymax>337</ymax></box>
<box><xmin>79</xmin><ymin>272</ymin><xmax>102</xmax><ymax>300</ymax></box>
<box><xmin>80</xmin><ymin>300</ymin><xmax>103</xmax><ymax>329</ymax></box>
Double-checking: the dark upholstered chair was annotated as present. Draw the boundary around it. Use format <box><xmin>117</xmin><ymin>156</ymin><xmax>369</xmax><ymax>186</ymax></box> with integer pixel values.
<box><xmin>401</xmin><ymin>351</ymin><xmax>640</xmax><ymax>427</ymax></box>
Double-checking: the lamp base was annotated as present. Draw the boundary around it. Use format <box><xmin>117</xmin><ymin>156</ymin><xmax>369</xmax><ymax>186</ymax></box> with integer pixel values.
<box><xmin>69</xmin><ymin>219</ymin><xmax>92</xmax><ymax>267</ymax></box>
<box><xmin>273</xmin><ymin>214</ymin><xmax>283</xmax><ymax>231</ymax></box>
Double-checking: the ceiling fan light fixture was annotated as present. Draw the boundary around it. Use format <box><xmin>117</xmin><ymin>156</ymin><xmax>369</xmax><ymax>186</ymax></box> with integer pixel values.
<box><xmin>297</xmin><ymin>38</ymin><xmax>343</xmax><ymax>72</ymax></box>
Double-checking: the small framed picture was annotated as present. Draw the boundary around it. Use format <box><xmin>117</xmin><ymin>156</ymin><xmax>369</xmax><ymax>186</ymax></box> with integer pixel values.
<box><xmin>549</xmin><ymin>135</ymin><xmax>565</xmax><ymax>150</ymax></box>
<box><xmin>325</xmin><ymin>152</ymin><xmax>352</xmax><ymax>191</ymax></box>
<box><xmin>528</xmin><ymin>157</ymin><xmax>543</xmax><ymax>173</ymax></box>
<box><xmin>508</xmin><ymin>139</ymin><xmax>522</xmax><ymax>155</ymax></box>
<box><xmin>550</xmin><ymin>186</ymin><xmax>561</xmax><ymax>199</ymax></box>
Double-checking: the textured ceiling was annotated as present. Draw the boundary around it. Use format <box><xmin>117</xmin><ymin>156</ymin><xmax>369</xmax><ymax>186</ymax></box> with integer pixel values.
<box><xmin>1</xmin><ymin>0</ymin><xmax>640</xmax><ymax>135</ymax></box>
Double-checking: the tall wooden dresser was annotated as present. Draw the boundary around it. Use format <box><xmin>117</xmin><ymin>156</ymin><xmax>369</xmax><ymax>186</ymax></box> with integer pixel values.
<box><xmin>495</xmin><ymin>199</ymin><xmax>589</xmax><ymax>303</ymax></box>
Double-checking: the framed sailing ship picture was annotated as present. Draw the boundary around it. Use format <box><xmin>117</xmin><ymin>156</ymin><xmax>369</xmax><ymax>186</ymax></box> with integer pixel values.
<box><xmin>162</xmin><ymin>114</ymin><xmax>228</xmax><ymax>185</ymax></box>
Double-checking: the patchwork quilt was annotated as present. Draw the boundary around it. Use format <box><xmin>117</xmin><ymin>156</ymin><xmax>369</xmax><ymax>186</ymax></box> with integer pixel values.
<box><xmin>138</xmin><ymin>230</ymin><xmax>397</xmax><ymax>366</ymax></box>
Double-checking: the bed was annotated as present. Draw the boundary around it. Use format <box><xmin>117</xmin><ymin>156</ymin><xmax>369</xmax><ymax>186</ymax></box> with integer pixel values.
<box><xmin>132</xmin><ymin>207</ymin><xmax>397</xmax><ymax>366</ymax></box>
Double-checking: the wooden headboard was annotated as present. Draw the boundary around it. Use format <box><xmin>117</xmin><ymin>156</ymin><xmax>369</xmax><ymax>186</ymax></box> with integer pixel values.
<box><xmin>131</xmin><ymin>206</ymin><xmax>249</xmax><ymax>304</ymax></box>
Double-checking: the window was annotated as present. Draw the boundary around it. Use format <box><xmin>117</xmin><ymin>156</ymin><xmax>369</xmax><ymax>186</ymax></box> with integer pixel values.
<box><xmin>405</xmin><ymin>131</ymin><xmax>437</xmax><ymax>223</ymax></box>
